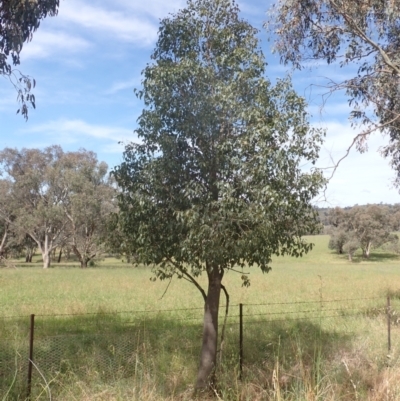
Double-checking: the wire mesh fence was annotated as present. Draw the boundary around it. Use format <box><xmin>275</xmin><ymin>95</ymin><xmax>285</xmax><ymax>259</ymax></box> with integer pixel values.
<box><xmin>0</xmin><ymin>295</ymin><xmax>398</xmax><ymax>400</ymax></box>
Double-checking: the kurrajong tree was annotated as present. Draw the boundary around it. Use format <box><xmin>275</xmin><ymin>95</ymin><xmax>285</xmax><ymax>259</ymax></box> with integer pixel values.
<box><xmin>1</xmin><ymin>0</ymin><xmax>59</xmax><ymax>119</ymax></box>
<box><xmin>267</xmin><ymin>0</ymin><xmax>400</xmax><ymax>183</ymax></box>
<box><xmin>113</xmin><ymin>0</ymin><xmax>325</xmax><ymax>390</ymax></box>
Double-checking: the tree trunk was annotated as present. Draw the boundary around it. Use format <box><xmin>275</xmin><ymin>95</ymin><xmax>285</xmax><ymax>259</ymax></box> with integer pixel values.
<box><xmin>80</xmin><ymin>259</ymin><xmax>88</xmax><ymax>268</ymax></box>
<box><xmin>195</xmin><ymin>265</ymin><xmax>223</xmax><ymax>391</ymax></box>
<box><xmin>42</xmin><ymin>234</ymin><xmax>51</xmax><ymax>269</ymax></box>
<box><xmin>365</xmin><ymin>242</ymin><xmax>372</xmax><ymax>258</ymax></box>
<box><xmin>58</xmin><ymin>249</ymin><xmax>62</xmax><ymax>263</ymax></box>
<box><xmin>42</xmin><ymin>252</ymin><xmax>51</xmax><ymax>268</ymax></box>
<box><xmin>0</xmin><ymin>229</ymin><xmax>8</xmax><ymax>256</ymax></box>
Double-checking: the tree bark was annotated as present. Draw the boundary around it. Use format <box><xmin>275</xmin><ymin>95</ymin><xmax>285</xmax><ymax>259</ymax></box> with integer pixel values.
<box><xmin>57</xmin><ymin>249</ymin><xmax>62</xmax><ymax>263</ymax></box>
<box><xmin>41</xmin><ymin>234</ymin><xmax>51</xmax><ymax>269</ymax></box>
<box><xmin>365</xmin><ymin>242</ymin><xmax>372</xmax><ymax>258</ymax></box>
<box><xmin>195</xmin><ymin>264</ymin><xmax>223</xmax><ymax>391</ymax></box>
<box><xmin>0</xmin><ymin>229</ymin><xmax>8</xmax><ymax>256</ymax></box>
<box><xmin>42</xmin><ymin>252</ymin><xmax>51</xmax><ymax>268</ymax></box>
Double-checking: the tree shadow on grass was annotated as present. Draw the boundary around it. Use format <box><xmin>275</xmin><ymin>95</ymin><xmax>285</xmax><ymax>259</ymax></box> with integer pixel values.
<box><xmin>1</xmin><ymin>312</ymin><xmax>357</xmax><ymax>400</ymax></box>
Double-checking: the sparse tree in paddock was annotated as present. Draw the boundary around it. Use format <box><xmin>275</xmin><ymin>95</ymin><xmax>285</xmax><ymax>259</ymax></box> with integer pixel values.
<box><xmin>327</xmin><ymin>205</ymin><xmax>391</xmax><ymax>259</ymax></box>
<box><xmin>61</xmin><ymin>150</ymin><xmax>116</xmax><ymax>268</ymax></box>
<box><xmin>113</xmin><ymin>0</ymin><xmax>325</xmax><ymax>390</ymax></box>
<box><xmin>0</xmin><ymin>146</ymin><xmax>70</xmax><ymax>268</ymax></box>
<box><xmin>0</xmin><ymin>146</ymin><xmax>115</xmax><ymax>268</ymax></box>
<box><xmin>346</xmin><ymin>205</ymin><xmax>391</xmax><ymax>258</ymax></box>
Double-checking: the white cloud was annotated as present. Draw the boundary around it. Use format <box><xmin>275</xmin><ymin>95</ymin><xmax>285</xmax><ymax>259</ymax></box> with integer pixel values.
<box><xmin>105</xmin><ymin>79</ymin><xmax>140</xmax><ymax>95</ymax></box>
<box><xmin>20</xmin><ymin>30</ymin><xmax>91</xmax><ymax>60</ymax></box>
<box><xmin>113</xmin><ymin>0</ymin><xmax>185</xmax><ymax>19</ymax></box>
<box><xmin>58</xmin><ymin>0</ymin><xmax>158</xmax><ymax>47</ymax></box>
<box><xmin>314</xmin><ymin>120</ymin><xmax>398</xmax><ymax>206</ymax></box>
<box><xmin>25</xmin><ymin>119</ymin><xmax>136</xmax><ymax>143</ymax></box>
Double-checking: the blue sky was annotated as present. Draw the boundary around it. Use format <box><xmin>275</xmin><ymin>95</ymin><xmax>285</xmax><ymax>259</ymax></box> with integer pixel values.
<box><xmin>0</xmin><ymin>0</ymin><xmax>398</xmax><ymax>207</ymax></box>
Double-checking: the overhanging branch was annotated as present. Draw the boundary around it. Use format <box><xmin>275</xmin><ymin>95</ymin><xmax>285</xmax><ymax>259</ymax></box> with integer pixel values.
<box><xmin>166</xmin><ymin>257</ymin><xmax>207</xmax><ymax>302</ymax></box>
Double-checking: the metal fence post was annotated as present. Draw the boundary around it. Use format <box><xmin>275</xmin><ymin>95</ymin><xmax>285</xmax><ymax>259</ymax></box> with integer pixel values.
<box><xmin>27</xmin><ymin>314</ymin><xmax>35</xmax><ymax>400</ymax></box>
<box><xmin>387</xmin><ymin>296</ymin><xmax>391</xmax><ymax>352</ymax></box>
<box><xmin>239</xmin><ymin>303</ymin><xmax>243</xmax><ymax>380</ymax></box>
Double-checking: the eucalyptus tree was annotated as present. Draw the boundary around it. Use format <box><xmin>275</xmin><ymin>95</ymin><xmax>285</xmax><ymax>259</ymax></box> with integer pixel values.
<box><xmin>1</xmin><ymin>0</ymin><xmax>60</xmax><ymax>119</ymax></box>
<box><xmin>346</xmin><ymin>205</ymin><xmax>391</xmax><ymax>258</ymax></box>
<box><xmin>113</xmin><ymin>0</ymin><xmax>325</xmax><ymax>390</ymax></box>
<box><xmin>61</xmin><ymin>150</ymin><xmax>116</xmax><ymax>268</ymax></box>
<box><xmin>0</xmin><ymin>179</ymin><xmax>14</xmax><ymax>257</ymax></box>
<box><xmin>0</xmin><ymin>146</ymin><xmax>71</xmax><ymax>268</ymax></box>
<box><xmin>267</xmin><ymin>0</ymin><xmax>400</xmax><ymax>180</ymax></box>
<box><xmin>327</xmin><ymin>205</ymin><xmax>391</xmax><ymax>259</ymax></box>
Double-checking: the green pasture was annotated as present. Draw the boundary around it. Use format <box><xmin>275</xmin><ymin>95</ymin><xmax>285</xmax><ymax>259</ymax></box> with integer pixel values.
<box><xmin>1</xmin><ymin>235</ymin><xmax>400</xmax><ymax>400</ymax></box>
<box><xmin>1</xmin><ymin>235</ymin><xmax>400</xmax><ymax>317</ymax></box>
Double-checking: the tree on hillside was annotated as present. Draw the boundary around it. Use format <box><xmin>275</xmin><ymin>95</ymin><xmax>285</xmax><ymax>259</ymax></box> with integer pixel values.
<box><xmin>267</xmin><ymin>0</ymin><xmax>400</xmax><ymax>181</ymax></box>
<box><xmin>1</xmin><ymin>0</ymin><xmax>59</xmax><ymax>119</ymax></box>
<box><xmin>61</xmin><ymin>150</ymin><xmax>116</xmax><ymax>268</ymax></box>
<box><xmin>113</xmin><ymin>0</ymin><xmax>325</xmax><ymax>390</ymax></box>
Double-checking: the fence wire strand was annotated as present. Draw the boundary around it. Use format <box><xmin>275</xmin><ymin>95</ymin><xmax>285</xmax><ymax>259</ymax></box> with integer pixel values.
<box><xmin>1</xmin><ymin>295</ymin><xmax>395</xmax><ymax>401</ymax></box>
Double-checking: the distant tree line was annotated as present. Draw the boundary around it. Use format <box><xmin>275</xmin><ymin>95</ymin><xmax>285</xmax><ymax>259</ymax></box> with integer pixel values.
<box><xmin>0</xmin><ymin>146</ymin><xmax>116</xmax><ymax>268</ymax></box>
<box><xmin>316</xmin><ymin>204</ymin><xmax>400</xmax><ymax>261</ymax></box>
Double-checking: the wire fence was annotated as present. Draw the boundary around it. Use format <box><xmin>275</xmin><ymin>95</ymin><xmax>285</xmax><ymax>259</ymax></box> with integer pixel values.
<box><xmin>0</xmin><ymin>295</ymin><xmax>398</xmax><ymax>400</ymax></box>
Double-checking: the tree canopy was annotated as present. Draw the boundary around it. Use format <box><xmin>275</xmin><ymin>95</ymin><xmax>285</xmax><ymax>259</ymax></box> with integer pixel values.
<box><xmin>1</xmin><ymin>0</ymin><xmax>59</xmax><ymax>119</ymax></box>
<box><xmin>327</xmin><ymin>204</ymin><xmax>392</xmax><ymax>260</ymax></box>
<box><xmin>267</xmin><ymin>0</ymin><xmax>400</xmax><ymax>182</ymax></box>
<box><xmin>0</xmin><ymin>146</ymin><xmax>115</xmax><ymax>268</ymax></box>
<box><xmin>113</xmin><ymin>0</ymin><xmax>325</xmax><ymax>390</ymax></box>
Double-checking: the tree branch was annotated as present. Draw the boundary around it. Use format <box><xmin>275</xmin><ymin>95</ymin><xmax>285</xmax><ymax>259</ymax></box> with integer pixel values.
<box><xmin>218</xmin><ymin>284</ymin><xmax>230</xmax><ymax>364</ymax></box>
<box><xmin>159</xmin><ymin>275</ymin><xmax>173</xmax><ymax>300</ymax></box>
<box><xmin>166</xmin><ymin>257</ymin><xmax>207</xmax><ymax>302</ymax></box>
<box><xmin>333</xmin><ymin>3</ymin><xmax>400</xmax><ymax>75</ymax></box>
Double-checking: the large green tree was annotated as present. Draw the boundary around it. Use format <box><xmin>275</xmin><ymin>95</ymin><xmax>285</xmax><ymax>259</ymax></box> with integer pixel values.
<box><xmin>0</xmin><ymin>146</ymin><xmax>115</xmax><ymax>268</ymax></box>
<box><xmin>1</xmin><ymin>0</ymin><xmax>59</xmax><ymax>119</ymax></box>
<box><xmin>345</xmin><ymin>205</ymin><xmax>391</xmax><ymax>258</ymax></box>
<box><xmin>0</xmin><ymin>146</ymin><xmax>70</xmax><ymax>268</ymax></box>
<box><xmin>61</xmin><ymin>150</ymin><xmax>116</xmax><ymax>268</ymax></box>
<box><xmin>327</xmin><ymin>205</ymin><xmax>391</xmax><ymax>259</ymax></box>
<box><xmin>113</xmin><ymin>0</ymin><xmax>325</xmax><ymax>390</ymax></box>
<box><xmin>267</xmin><ymin>0</ymin><xmax>400</xmax><ymax>180</ymax></box>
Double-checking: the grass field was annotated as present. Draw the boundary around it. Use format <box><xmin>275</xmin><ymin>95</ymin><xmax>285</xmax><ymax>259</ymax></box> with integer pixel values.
<box><xmin>1</xmin><ymin>235</ymin><xmax>400</xmax><ymax>400</ymax></box>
